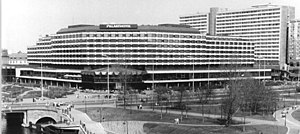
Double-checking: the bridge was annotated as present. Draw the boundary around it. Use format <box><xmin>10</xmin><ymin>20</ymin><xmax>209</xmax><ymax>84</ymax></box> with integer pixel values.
<box><xmin>2</xmin><ymin>104</ymin><xmax>68</xmax><ymax>127</ymax></box>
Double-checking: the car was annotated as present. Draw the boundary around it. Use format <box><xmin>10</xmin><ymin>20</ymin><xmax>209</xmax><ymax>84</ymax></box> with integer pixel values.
<box><xmin>281</xmin><ymin>113</ymin><xmax>286</xmax><ymax>118</ymax></box>
<box><xmin>281</xmin><ymin>110</ymin><xmax>288</xmax><ymax>114</ymax></box>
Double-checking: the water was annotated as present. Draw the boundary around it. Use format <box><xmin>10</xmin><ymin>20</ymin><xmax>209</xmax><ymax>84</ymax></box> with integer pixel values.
<box><xmin>2</xmin><ymin>115</ymin><xmax>37</xmax><ymax>134</ymax></box>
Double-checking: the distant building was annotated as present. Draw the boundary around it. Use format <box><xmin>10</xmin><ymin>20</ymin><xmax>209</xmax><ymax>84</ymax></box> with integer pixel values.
<box><xmin>9</xmin><ymin>51</ymin><xmax>28</xmax><ymax>65</ymax></box>
<box><xmin>180</xmin><ymin>4</ymin><xmax>295</xmax><ymax>70</ymax></box>
<box><xmin>287</xmin><ymin>19</ymin><xmax>300</xmax><ymax>80</ymax></box>
<box><xmin>2</xmin><ymin>49</ymin><xmax>9</xmax><ymax>65</ymax></box>
<box><xmin>288</xmin><ymin>19</ymin><xmax>300</xmax><ymax>61</ymax></box>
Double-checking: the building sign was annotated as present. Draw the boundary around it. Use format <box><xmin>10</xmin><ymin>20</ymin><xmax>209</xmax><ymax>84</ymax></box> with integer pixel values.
<box><xmin>99</xmin><ymin>24</ymin><xmax>138</xmax><ymax>29</ymax></box>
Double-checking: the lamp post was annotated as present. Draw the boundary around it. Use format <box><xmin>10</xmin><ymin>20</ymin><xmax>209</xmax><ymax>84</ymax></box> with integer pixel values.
<box><xmin>102</xmin><ymin>55</ymin><xmax>110</xmax><ymax>96</ymax></box>
<box><xmin>84</xmin><ymin>95</ymin><xmax>87</xmax><ymax>113</ymax></box>
<box><xmin>258</xmin><ymin>56</ymin><xmax>266</xmax><ymax>85</ymax></box>
<box><xmin>41</xmin><ymin>59</ymin><xmax>44</xmax><ymax>100</ymax></box>
<box><xmin>284</xmin><ymin>113</ymin><xmax>287</xmax><ymax>126</ymax></box>
<box><xmin>123</xmin><ymin>120</ymin><xmax>128</xmax><ymax>134</ymax></box>
<box><xmin>192</xmin><ymin>56</ymin><xmax>195</xmax><ymax>92</ymax></box>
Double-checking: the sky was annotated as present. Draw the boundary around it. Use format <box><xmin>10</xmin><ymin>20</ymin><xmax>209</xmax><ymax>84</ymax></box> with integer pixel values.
<box><xmin>2</xmin><ymin>0</ymin><xmax>300</xmax><ymax>53</ymax></box>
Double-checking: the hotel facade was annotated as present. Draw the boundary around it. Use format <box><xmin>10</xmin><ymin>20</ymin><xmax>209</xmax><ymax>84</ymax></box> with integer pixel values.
<box><xmin>17</xmin><ymin>24</ymin><xmax>271</xmax><ymax>90</ymax></box>
<box><xmin>180</xmin><ymin>4</ymin><xmax>295</xmax><ymax>70</ymax></box>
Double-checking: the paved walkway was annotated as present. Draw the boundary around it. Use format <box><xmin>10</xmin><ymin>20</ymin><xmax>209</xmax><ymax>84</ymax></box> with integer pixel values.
<box><xmin>275</xmin><ymin>106</ymin><xmax>300</xmax><ymax>134</ymax></box>
<box><xmin>69</xmin><ymin>108</ymin><xmax>107</xmax><ymax>134</ymax></box>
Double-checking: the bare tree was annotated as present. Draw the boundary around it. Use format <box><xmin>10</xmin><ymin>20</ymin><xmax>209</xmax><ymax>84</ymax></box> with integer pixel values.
<box><xmin>220</xmin><ymin>63</ymin><xmax>245</xmax><ymax>127</ymax></box>
<box><xmin>173</xmin><ymin>86</ymin><xmax>188</xmax><ymax>121</ymax></box>
<box><xmin>221</xmin><ymin>63</ymin><xmax>279</xmax><ymax>127</ymax></box>
<box><xmin>154</xmin><ymin>86</ymin><xmax>171</xmax><ymax>119</ymax></box>
<box><xmin>196</xmin><ymin>85</ymin><xmax>213</xmax><ymax>123</ymax></box>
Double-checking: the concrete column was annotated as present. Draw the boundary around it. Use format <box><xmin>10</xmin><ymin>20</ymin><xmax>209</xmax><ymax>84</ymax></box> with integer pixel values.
<box><xmin>57</xmin><ymin>81</ymin><xmax>58</xmax><ymax>87</ymax></box>
<box><xmin>177</xmin><ymin>83</ymin><xmax>180</xmax><ymax>87</ymax></box>
<box><xmin>51</xmin><ymin>81</ymin><xmax>53</xmax><ymax>86</ymax></box>
<box><xmin>23</xmin><ymin>111</ymin><xmax>27</xmax><ymax>126</ymax></box>
<box><xmin>76</xmin><ymin>83</ymin><xmax>78</xmax><ymax>89</ymax></box>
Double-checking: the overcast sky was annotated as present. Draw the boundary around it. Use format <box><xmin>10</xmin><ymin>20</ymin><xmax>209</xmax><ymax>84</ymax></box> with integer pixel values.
<box><xmin>2</xmin><ymin>0</ymin><xmax>300</xmax><ymax>53</ymax></box>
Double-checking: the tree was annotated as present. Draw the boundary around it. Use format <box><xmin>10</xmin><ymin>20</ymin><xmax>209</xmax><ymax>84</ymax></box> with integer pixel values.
<box><xmin>173</xmin><ymin>86</ymin><xmax>189</xmax><ymax>121</ymax></box>
<box><xmin>196</xmin><ymin>85</ymin><xmax>214</xmax><ymax>123</ymax></box>
<box><xmin>221</xmin><ymin>63</ymin><xmax>246</xmax><ymax>127</ymax></box>
<box><xmin>221</xmin><ymin>63</ymin><xmax>280</xmax><ymax>127</ymax></box>
<box><xmin>154</xmin><ymin>86</ymin><xmax>171</xmax><ymax>119</ymax></box>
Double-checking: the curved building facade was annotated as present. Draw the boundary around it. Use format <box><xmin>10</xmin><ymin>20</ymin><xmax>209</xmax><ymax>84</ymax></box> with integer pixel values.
<box><xmin>20</xmin><ymin>24</ymin><xmax>270</xmax><ymax>90</ymax></box>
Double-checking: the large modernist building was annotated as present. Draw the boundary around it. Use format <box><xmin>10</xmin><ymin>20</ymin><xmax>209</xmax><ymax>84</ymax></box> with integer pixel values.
<box><xmin>180</xmin><ymin>4</ymin><xmax>295</xmax><ymax>70</ymax></box>
<box><xmin>16</xmin><ymin>24</ymin><xmax>270</xmax><ymax>90</ymax></box>
<box><xmin>287</xmin><ymin>19</ymin><xmax>300</xmax><ymax>79</ymax></box>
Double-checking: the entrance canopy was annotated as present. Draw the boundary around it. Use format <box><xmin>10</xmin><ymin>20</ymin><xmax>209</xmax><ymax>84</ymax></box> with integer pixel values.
<box><xmin>81</xmin><ymin>66</ymin><xmax>145</xmax><ymax>76</ymax></box>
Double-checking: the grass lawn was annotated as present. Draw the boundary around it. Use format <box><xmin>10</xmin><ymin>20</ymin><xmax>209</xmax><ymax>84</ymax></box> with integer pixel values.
<box><xmin>169</xmin><ymin>104</ymin><xmax>276</xmax><ymax>121</ymax></box>
<box><xmin>292</xmin><ymin>109</ymin><xmax>300</xmax><ymax>122</ymax></box>
<box><xmin>2</xmin><ymin>85</ymin><xmax>32</xmax><ymax>98</ymax></box>
<box><xmin>23</xmin><ymin>90</ymin><xmax>42</xmax><ymax>98</ymax></box>
<box><xmin>77</xmin><ymin>107</ymin><xmax>244</xmax><ymax>125</ymax></box>
<box><xmin>143</xmin><ymin>123</ymin><xmax>287</xmax><ymax>134</ymax></box>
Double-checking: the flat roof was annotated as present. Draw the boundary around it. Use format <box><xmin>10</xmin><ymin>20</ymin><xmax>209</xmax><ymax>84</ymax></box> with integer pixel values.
<box><xmin>56</xmin><ymin>24</ymin><xmax>200</xmax><ymax>34</ymax></box>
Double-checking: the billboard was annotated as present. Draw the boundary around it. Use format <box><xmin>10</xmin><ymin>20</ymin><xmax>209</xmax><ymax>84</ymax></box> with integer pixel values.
<box><xmin>99</xmin><ymin>24</ymin><xmax>138</xmax><ymax>29</ymax></box>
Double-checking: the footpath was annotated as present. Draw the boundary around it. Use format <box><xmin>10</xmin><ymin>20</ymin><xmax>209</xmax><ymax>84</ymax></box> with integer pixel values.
<box><xmin>68</xmin><ymin>107</ymin><xmax>107</xmax><ymax>134</ymax></box>
<box><xmin>274</xmin><ymin>106</ymin><xmax>300</xmax><ymax>134</ymax></box>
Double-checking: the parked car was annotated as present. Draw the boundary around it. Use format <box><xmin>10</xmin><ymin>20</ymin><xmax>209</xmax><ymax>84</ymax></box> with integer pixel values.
<box><xmin>281</xmin><ymin>110</ymin><xmax>288</xmax><ymax>114</ymax></box>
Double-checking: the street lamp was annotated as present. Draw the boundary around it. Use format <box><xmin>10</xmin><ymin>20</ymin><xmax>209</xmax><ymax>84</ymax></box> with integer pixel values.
<box><xmin>102</xmin><ymin>55</ymin><xmax>110</xmax><ymax>96</ymax></box>
<box><xmin>258</xmin><ymin>56</ymin><xmax>266</xmax><ymax>85</ymax></box>
<box><xmin>84</xmin><ymin>95</ymin><xmax>87</xmax><ymax>113</ymax></box>
<box><xmin>284</xmin><ymin>113</ymin><xmax>287</xmax><ymax>126</ymax></box>
<box><xmin>41</xmin><ymin>59</ymin><xmax>44</xmax><ymax>100</ymax></box>
<box><xmin>123</xmin><ymin>121</ymin><xmax>128</xmax><ymax>134</ymax></box>
<box><xmin>192</xmin><ymin>56</ymin><xmax>195</xmax><ymax>92</ymax></box>
<box><xmin>98</xmin><ymin>108</ymin><xmax>102</xmax><ymax>122</ymax></box>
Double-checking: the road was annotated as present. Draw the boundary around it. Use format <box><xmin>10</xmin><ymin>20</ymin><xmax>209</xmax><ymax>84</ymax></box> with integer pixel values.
<box><xmin>274</xmin><ymin>106</ymin><xmax>300</xmax><ymax>134</ymax></box>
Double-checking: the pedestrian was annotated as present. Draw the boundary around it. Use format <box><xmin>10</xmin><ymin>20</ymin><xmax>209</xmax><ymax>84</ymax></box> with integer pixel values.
<box><xmin>174</xmin><ymin>118</ymin><xmax>179</xmax><ymax>124</ymax></box>
<box><xmin>139</xmin><ymin>104</ymin><xmax>143</xmax><ymax>109</ymax></box>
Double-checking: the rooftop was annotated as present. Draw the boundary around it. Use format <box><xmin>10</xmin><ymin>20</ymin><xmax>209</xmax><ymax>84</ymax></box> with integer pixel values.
<box><xmin>56</xmin><ymin>24</ymin><xmax>200</xmax><ymax>34</ymax></box>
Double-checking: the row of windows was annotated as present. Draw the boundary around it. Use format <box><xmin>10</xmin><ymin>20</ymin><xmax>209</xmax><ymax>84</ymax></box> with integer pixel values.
<box><xmin>53</xmin><ymin>33</ymin><xmax>202</xmax><ymax>39</ymax></box>
<box><xmin>179</xmin><ymin>18</ymin><xmax>208</xmax><ymax>22</ymax></box>
<box><xmin>29</xmin><ymin>48</ymin><xmax>253</xmax><ymax>55</ymax></box>
<box><xmin>28</xmin><ymin>59</ymin><xmax>254</xmax><ymax>63</ymax></box>
<box><xmin>217</xmin><ymin>12</ymin><xmax>280</xmax><ymax>19</ymax></box>
<box><xmin>37</xmin><ymin>42</ymin><xmax>51</xmax><ymax>46</ymax></box>
<box><xmin>216</xmin><ymin>19</ymin><xmax>280</xmax><ymax>26</ymax></box>
<box><xmin>179</xmin><ymin>14</ymin><xmax>208</xmax><ymax>19</ymax></box>
<box><xmin>28</xmin><ymin>54</ymin><xmax>253</xmax><ymax>59</ymax></box>
<box><xmin>218</xmin><ymin>30</ymin><xmax>280</xmax><ymax>36</ymax></box>
<box><xmin>28</xmin><ymin>47</ymin><xmax>52</xmax><ymax>50</ymax></box>
<box><xmin>216</xmin><ymin>23</ymin><xmax>280</xmax><ymax>29</ymax></box>
<box><xmin>52</xmin><ymin>39</ymin><xmax>203</xmax><ymax>44</ymax></box>
<box><xmin>217</xmin><ymin>26</ymin><xmax>280</xmax><ymax>33</ymax></box>
<box><xmin>240</xmin><ymin>34</ymin><xmax>279</xmax><ymax>38</ymax></box>
<box><xmin>218</xmin><ymin>8</ymin><xmax>280</xmax><ymax>16</ymax></box>
<box><xmin>216</xmin><ymin>15</ymin><xmax>280</xmax><ymax>23</ymax></box>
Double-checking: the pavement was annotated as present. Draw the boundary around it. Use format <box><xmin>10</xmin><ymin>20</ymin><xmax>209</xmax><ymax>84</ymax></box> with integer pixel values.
<box><xmin>274</xmin><ymin>106</ymin><xmax>300</xmax><ymax>134</ymax></box>
<box><xmin>68</xmin><ymin>108</ymin><xmax>107</xmax><ymax>134</ymax></box>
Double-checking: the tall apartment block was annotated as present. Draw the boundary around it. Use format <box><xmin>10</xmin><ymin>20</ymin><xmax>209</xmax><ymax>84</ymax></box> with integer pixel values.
<box><xmin>288</xmin><ymin>20</ymin><xmax>300</xmax><ymax>61</ymax></box>
<box><xmin>180</xmin><ymin>4</ymin><xmax>295</xmax><ymax>70</ymax></box>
